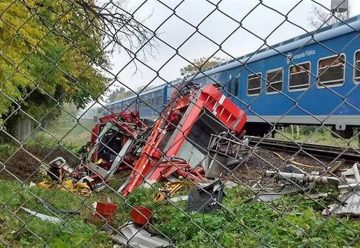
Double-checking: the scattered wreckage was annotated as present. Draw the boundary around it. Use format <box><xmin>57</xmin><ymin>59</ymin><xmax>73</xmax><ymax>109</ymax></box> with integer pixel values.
<box><xmin>45</xmin><ymin>82</ymin><xmax>248</xmax><ymax>196</ymax></box>
<box><xmin>324</xmin><ymin>163</ymin><xmax>360</xmax><ymax>216</ymax></box>
<box><xmin>257</xmin><ymin>163</ymin><xmax>360</xmax><ymax>216</ymax></box>
<box><xmin>46</xmin><ymin>111</ymin><xmax>149</xmax><ymax>192</ymax></box>
<box><xmin>112</xmin><ymin>220</ymin><xmax>172</xmax><ymax>248</ymax></box>
<box><xmin>31</xmin><ymin>82</ymin><xmax>360</xmax><ymax>247</ymax></box>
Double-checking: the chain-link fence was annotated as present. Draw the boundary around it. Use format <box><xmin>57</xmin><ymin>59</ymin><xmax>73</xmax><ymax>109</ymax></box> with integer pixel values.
<box><xmin>1</xmin><ymin>0</ymin><xmax>360</xmax><ymax>247</ymax></box>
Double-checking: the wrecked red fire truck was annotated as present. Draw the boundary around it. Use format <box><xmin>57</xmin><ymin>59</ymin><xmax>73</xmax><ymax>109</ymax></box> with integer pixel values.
<box><xmin>48</xmin><ymin>82</ymin><xmax>247</xmax><ymax>196</ymax></box>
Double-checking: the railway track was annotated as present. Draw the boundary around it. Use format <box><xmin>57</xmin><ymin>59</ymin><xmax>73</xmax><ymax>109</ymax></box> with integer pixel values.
<box><xmin>247</xmin><ymin>136</ymin><xmax>360</xmax><ymax>162</ymax></box>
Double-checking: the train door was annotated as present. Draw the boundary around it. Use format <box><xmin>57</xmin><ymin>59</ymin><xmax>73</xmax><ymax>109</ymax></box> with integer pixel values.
<box><xmin>226</xmin><ymin>74</ymin><xmax>240</xmax><ymax>97</ymax></box>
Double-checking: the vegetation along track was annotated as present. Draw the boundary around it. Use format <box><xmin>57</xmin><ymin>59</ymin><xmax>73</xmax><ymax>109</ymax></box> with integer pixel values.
<box><xmin>247</xmin><ymin>136</ymin><xmax>360</xmax><ymax>162</ymax></box>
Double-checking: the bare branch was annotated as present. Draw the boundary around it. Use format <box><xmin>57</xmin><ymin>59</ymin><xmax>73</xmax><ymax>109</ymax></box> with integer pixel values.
<box><xmin>309</xmin><ymin>3</ymin><xmax>350</xmax><ymax>29</ymax></box>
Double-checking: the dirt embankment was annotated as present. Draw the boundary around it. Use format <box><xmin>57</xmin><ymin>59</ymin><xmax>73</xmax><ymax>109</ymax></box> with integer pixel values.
<box><xmin>0</xmin><ymin>144</ymin><xmax>350</xmax><ymax>186</ymax></box>
<box><xmin>233</xmin><ymin>147</ymin><xmax>349</xmax><ymax>186</ymax></box>
<box><xmin>0</xmin><ymin>146</ymin><xmax>79</xmax><ymax>182</ymax></box>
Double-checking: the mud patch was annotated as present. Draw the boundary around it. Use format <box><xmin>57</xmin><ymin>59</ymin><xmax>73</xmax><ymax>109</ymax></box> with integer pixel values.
<box><xmin>0</xmin><ymin>146</ymin><xmax>80</xmax><ymax>181</ymax></box>
<box><xmin>232</xmin><ymin>147</ymin><xmax>348</xmax><ymax>186</ymax></box>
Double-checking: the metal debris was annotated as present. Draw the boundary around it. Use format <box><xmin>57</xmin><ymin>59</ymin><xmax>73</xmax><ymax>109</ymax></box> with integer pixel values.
<box><xmin>304</xmin><ymin>193</ymin><xmax>329</xmax><ymax>200</ymax></box>
<box><xmin>224</xmin><ymin>180</ymin><xmax>238</xmax><ymax>189</ymax></box>
<box><xmin>323</xmin><ymin>163</ymin><xmax>360</xmax><ymax>216</ymax></box>
<box><xmin>154</xmin><ymin>182</ymin><xmax>187</xmax><ymax>203</ymax></box>
<box><xmin>73</xmin><ymin>111</ymin><xmax>148</xmax><ymax>190</ymax></box>
<box><xmin>35</xmin><ymin>179</ymin><xmax>91</xmax><ymax>196</ymax></box>
<box><xmin>21</xmin><ymin>207</ymin><xmax>63</xmax><ymax>224</ymax></box>
<box><xmin>186</xmin><ymin>179</ymin><xmax>224</xmax><ymax>213</ymax></box>
<box><xmin>47</xmin><ymin>157</ymin><xmax>74</xmax><ymax>182</ymax></box>
<box><xmin>112</xmin><ymin>222</ymin><xmax>172</xmax><ymax>248</ymax></box>
<box><xmin>45</xmin><ymin>112</ymin><xmax>148</xmax><ymax>191</ymax></box>
<box><xmin>265</xmin><ymin>169</ymin><xmax>340</xmax><ymax>186</ymax></box>
<box><xmin>130</xmin><ymin>206</ymin><xmax>152</xmax><ymax>226</ymax></box>
<box><xmin>255</xmin><ymin>185</ymin><xmax>302</xmax><ymax>202</ymax></box>
<box><xmin>255</xmin><ymin>165</ymin><xmax>339</xmax><ymax>202</ymax></box>
<box><xmin>323</xmin><ymin>191</ymin><xmax>360</xmax><ymax>216</ymax></box>
<box><xmin>205</xmin><ymin>132</ymin><xmax>249</xmax><ymax>178</ymax></box>
<box><xmin>169</xmin><ymin>195</ymin><xmax>188</xmax><ymax>203</ymax></box>
<box><xmin>93</xmin><ymin>202</ymin><xmax>118</xmax><ymax>224</ymax></box>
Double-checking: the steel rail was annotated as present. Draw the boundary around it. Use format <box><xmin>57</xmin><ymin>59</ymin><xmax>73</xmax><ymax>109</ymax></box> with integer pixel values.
<box><xmin>247</xmin><ymin>136</ymin><xmax>360</xmax><ymax>162</ymax></box>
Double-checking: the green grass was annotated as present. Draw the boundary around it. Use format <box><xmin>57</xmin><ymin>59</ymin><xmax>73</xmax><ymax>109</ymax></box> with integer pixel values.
<box><xmin>21</xmin><ymin>117</ymin><xmax>96</xmax><ymax>153</ymax></box>
<box><xmin>0</xmin><ymin>180</ymin><xmax>111</xmax><ymax>247</ymax></box>
<box><xmin>0</xmin><ymin>144</ymin><xmax>17</xmax><ymax>159</ymax></box>
<box><xmin>275</xmin><ymin>126</ymin><xmax>359</xmax><ymax>148</ymax></box>
<box><xmin>1</xmin><ymin>179</ymin><xmax>360</xmax><ymax>247</ymax></box>
<box><xmin>44</xmin><ymin>118</ymin><xmax>96</xmax><ymax>148</ymax></box>
<box><xmin>146</xmin><ymin>187</ymin><xmax>360</xmax><ymax>248</ymax></box>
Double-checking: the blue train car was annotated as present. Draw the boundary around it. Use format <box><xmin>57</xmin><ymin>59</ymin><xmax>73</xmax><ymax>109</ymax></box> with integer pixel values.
<box><xmin>137</xmin><ymin>84</ymin><xmax>167</xmax><ymax>119</ymax></box>
<box><xmin>99</xmin><ymin>15</ymin><xmax>360</xmax><ymax>139</ymax></box>
<box><xmin>101</xmin><ymin>79</ymin><xmax>182</xmax><ymax>121</ymax></box>
<box><xmin>190</xmin><ymin>15</ymin><xmax>360</xmax><ymax>138</ymax></box>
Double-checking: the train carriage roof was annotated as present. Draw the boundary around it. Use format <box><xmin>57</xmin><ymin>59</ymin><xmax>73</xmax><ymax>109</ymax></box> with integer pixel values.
<box><xmin>187</xmin><ymin>14</ymin><xmax>360</xmax><ymax>80</ymax></box>
<box><xmin>105</xmin><ymin>78</ymin><xmax>182</xmax><ymax>107</ymax></box>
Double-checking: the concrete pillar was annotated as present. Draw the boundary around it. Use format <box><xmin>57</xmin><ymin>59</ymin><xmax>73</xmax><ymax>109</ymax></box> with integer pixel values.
<box><xmin>14</xmin><ymin>117</ymin><xmax>34</xmax><ymax>142</ymax></box>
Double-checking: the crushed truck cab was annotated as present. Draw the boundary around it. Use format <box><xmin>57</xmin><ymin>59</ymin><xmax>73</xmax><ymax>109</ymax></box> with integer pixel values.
<box><xmin>119</xmin><ymin>83</ymin><xmax>247</xmax><ymax>196</ymax></box>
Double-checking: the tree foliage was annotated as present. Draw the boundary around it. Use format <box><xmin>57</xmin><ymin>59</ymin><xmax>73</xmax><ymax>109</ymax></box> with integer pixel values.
<box><xmin>180</xmin><ymin>57</ymin><xmax>225</xmax><ymax>76</ymax></box>
<box><xmin>0</xmin><ymin>0</ymin><xmax>108</xmax><ymax>130</ymax></box>
<box><xmin>0</xmin><ymin>0</ymin><xmax>152</xmax><ymax>135</ymax></box>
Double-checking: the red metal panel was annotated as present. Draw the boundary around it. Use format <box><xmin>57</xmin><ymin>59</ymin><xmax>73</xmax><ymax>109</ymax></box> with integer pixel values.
<box><xmin>119</xmin><ymin>84</ymin><xmax>247</xmax><ymax>196</ymax></box>
<box><xmin>165</xmin><ymin>84</ymin><xmax>246</xmax><ymax>157</ymax></box>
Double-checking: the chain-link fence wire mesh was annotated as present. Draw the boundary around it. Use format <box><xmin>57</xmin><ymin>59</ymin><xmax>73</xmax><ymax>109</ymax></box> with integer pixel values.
<box><xmin>1</xmin><ymin>0</ymin><xmax>360</xmax><ymax>247</ymax></box>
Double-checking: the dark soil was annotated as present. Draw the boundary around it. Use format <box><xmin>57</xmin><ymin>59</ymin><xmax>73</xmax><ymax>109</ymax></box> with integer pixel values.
<box><xmin>0</xmin><ymin>146</ymin><xmax>80</xmax><ymax>182</ymax></box>
<box><xmin>232</xmin><ymin>147</ymin><xmax>352</xmax><ymax>186</ymax></box>
<box><xmin>1</xmin><ymin>143</ymin><xmax>353</xmax><ymax>189</ymax></box>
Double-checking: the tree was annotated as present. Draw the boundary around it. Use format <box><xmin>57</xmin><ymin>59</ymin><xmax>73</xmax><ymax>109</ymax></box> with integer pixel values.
<box><xmin>309</xmin><ymin>3</ymin><xmax>350</xmax><ymax>29</ymax></box>
<box><xmin>0</xmin><ymin>0</ymin><xmax>151</xmax><ymax>136</ymax></box>
<box><xmin>180</xmin><ymin>57</ymin><xmax>225</xmax><ymax>76</ymax></box>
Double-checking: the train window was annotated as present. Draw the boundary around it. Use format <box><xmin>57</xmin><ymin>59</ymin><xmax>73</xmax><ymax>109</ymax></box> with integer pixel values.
<box><xmin>266</xmin><ymin>69</ymin><xmax>283</xmax><ymax>93</ymax></box>
<box><xmin>354</xmin><ymin>51</ymin><xmax>360</xmax><ymax>82</ymax></box>
<box><xmin>289</xmin><ymin>62</ymin><xmax>310</xmax><ymax>90</ymax></box>
<box><xmin>318</xmin><ymin>54</ymin><xmax>345</xmax><ymax>87</ymax></box>
<box><xmin>247</xmin><ymin>74</ymin><xmax>261</xmax><ymax>95</ymax></box>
